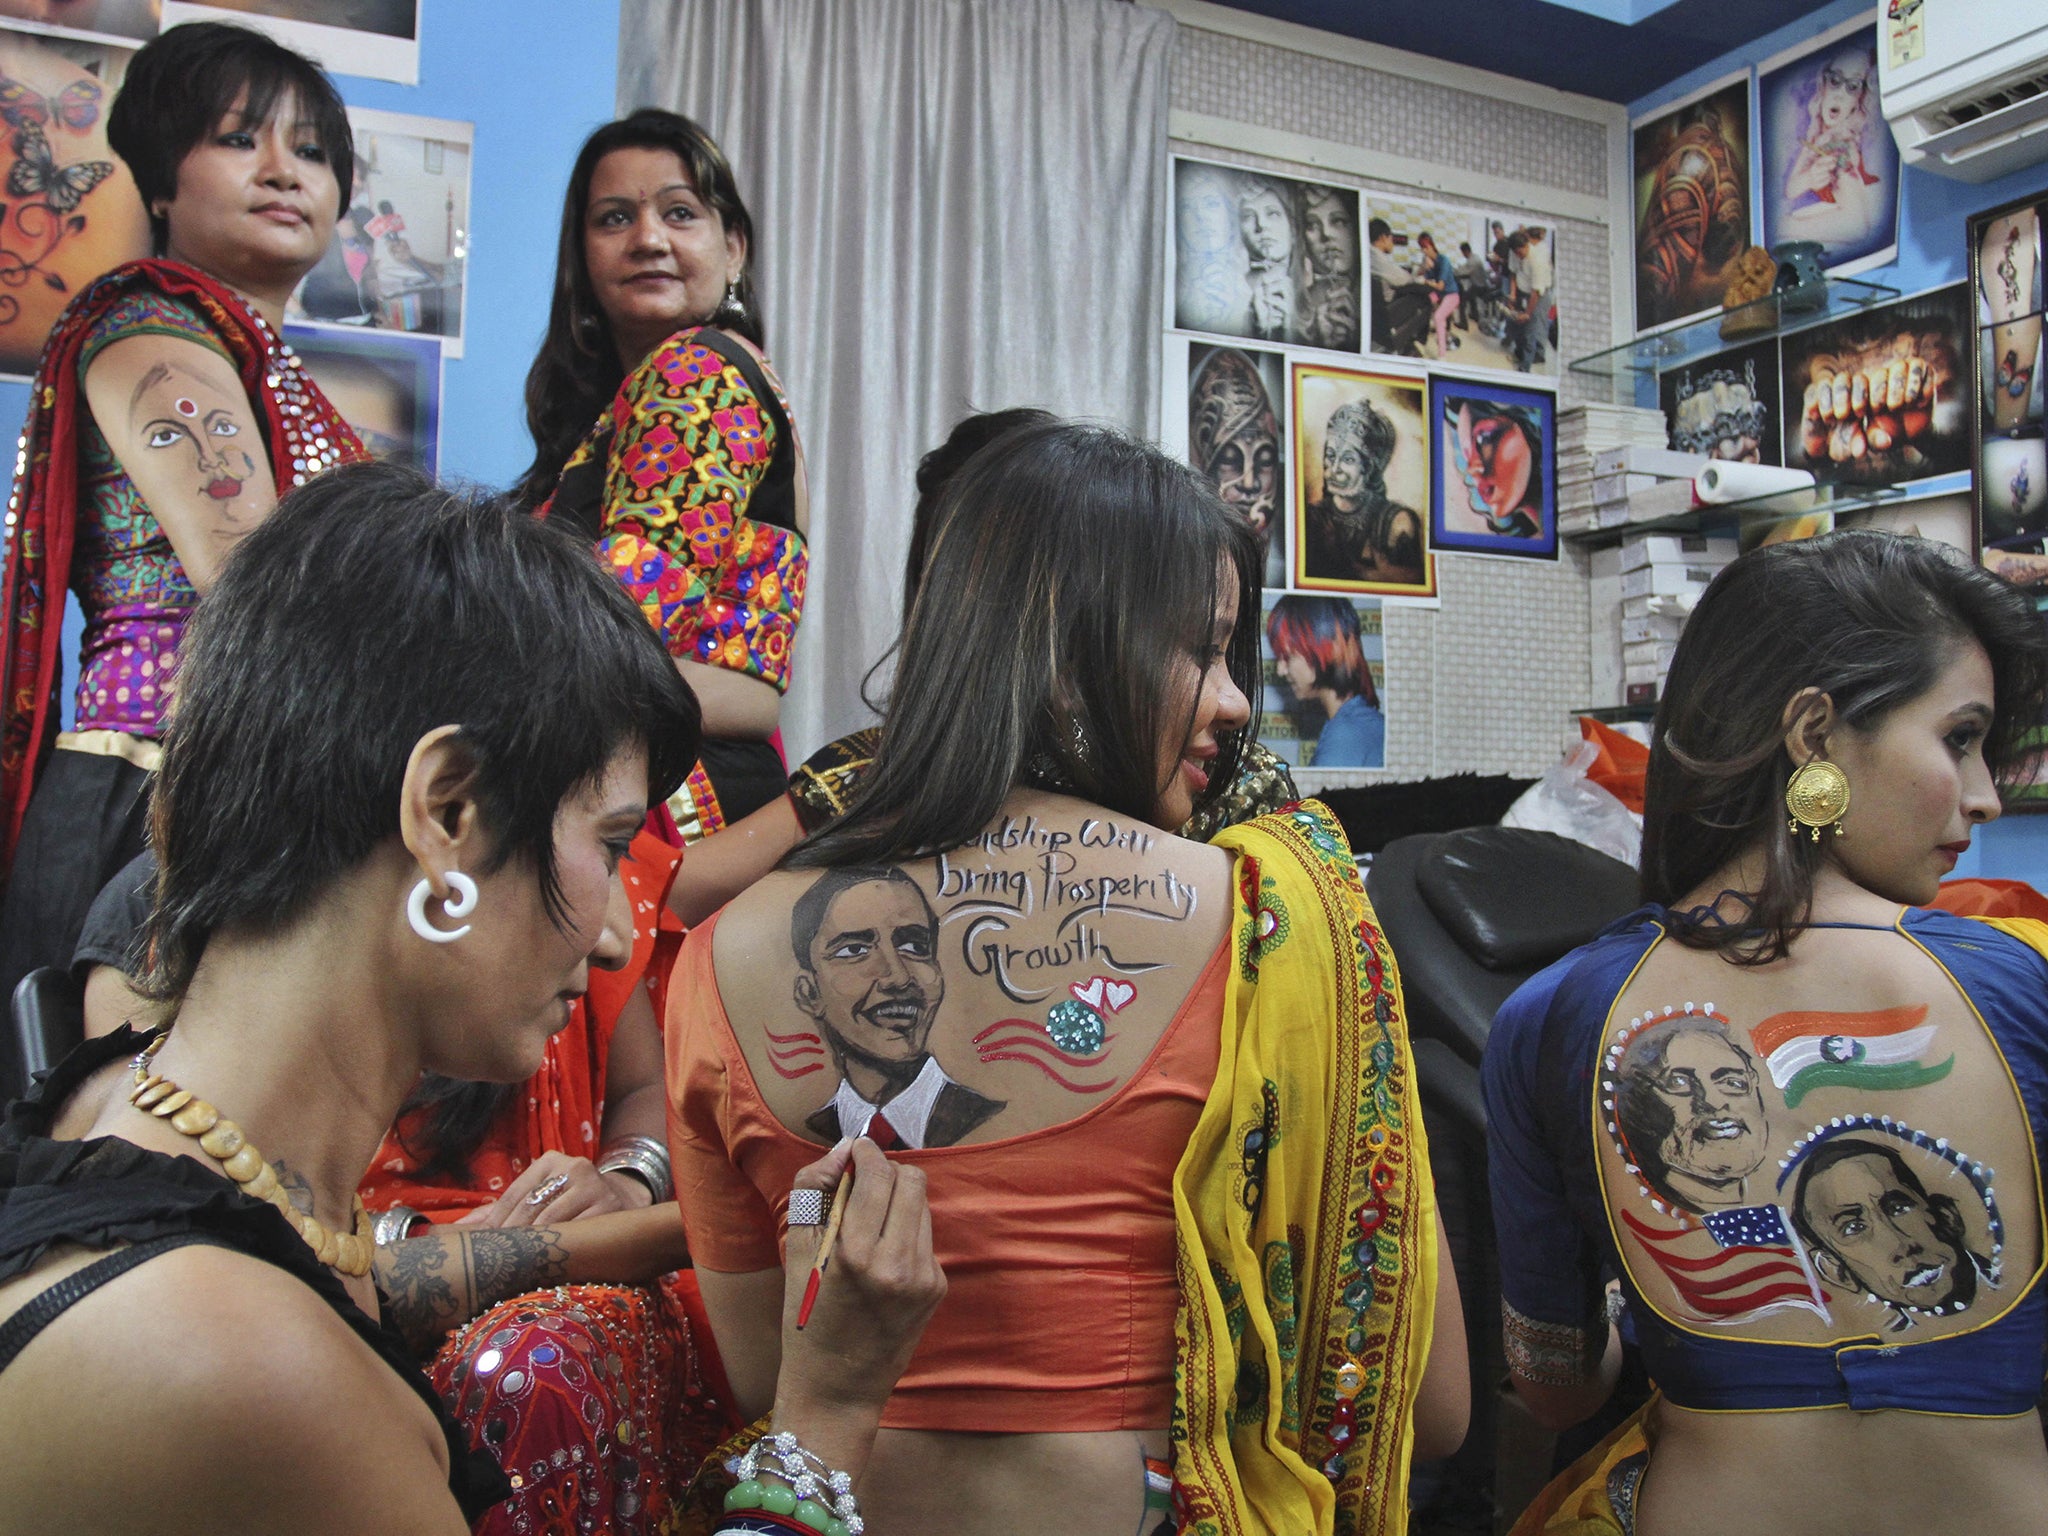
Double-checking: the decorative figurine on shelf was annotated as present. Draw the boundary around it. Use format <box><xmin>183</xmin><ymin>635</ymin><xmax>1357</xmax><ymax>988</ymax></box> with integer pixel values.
<box><xmin>1771</xmin><ymin>240</ymin><xmax>1828</xmax><ymax>314</ymax></box>
<box><xmin>1718</xmin><ymin>246</ymin><xmax>1780</xmax><ymax>338</ymax></box>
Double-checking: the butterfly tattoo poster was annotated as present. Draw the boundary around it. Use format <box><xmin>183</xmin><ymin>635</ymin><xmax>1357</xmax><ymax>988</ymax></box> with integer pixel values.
<box><xmin>0</xmin><ymin>27</ymin><xmax>146</xmax><ymax>378</ymax></box>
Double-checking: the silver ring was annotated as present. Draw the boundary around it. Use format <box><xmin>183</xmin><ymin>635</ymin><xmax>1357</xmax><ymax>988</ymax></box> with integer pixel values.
<box><xmin>523</xmin><ymin>1173</ymin><xmax>571</xmax><ymax>1209</ymax></box>
<box><xmin>786</xmin><ymin>1187</ymin><xmax>826</xmax><ymax>1227</ymax></box>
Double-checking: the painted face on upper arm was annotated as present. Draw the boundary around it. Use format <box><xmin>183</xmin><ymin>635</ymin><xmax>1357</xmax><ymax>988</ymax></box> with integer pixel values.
<box><xmin>129</xmin><ymin>360</ymin><xmax>262</xmax><ymax>503</ymax></box>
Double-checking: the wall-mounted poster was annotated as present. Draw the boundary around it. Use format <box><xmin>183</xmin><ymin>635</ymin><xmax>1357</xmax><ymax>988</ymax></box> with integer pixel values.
<box><xmin>1259</xmin><ymin>591</ymin><xmax>1386</xmax><ymax>773</ymax></box>
<box><xmin>1633</xmin><ymin>74</ymin><xmax>1752</xmax><ymax>331</ymax></box>
<box><xmin>1292</xmin><ymin>362</ymin><xmax>1433</xmax><ymax>599</ymax></box>
<box><xmin>0</xmin><ymin>25</ymin><xmax>147</xmax><ymax>379</ymax></box>
<box><xmin>1971</xmin><ymin>190</ymin><xmax>2048</xmax><ymax>588</ymax></box>
<box><xmin>1188</xmin><ymin>342</ymin><xmax>1287</xmax><ymax>587</ymax></box>
<box><xmin>0</xmin><ymin>0</ymin><xmax>156</xmax><ymax>45</ymax></box>
<box><xmin>1366</xmin><ymin>195</ymin><xmax>1558</xmax><ymax>377</ymax></box>
<box><xmin>1658</xmin><ymin>337</ymin><xmax>1784</xmax><ymax>466</ymax></box>
<box><xmin>1428</xmin><ymin>375</ymin><xmax>1556</xmax><ymax>560</ymax></box>
<box><xmin>1173</xmin><ymin>156</ymin><xmax>1360</xmax><ymax>353</ymax></box>
<box><xmin>287</xmin><ymin>323</ymin><xmax>440</xmax><ymax>474</ymax></box>
<box><xmin>1779</xmin><ymin>283</ymin><xmax>1969</xmax><ymax>488</ymax></box>
<box><xmin>1758</xmin><ymin>19</ymin><xmax>1898</xmax><ymax>276</ymax></box>
<box><xmin>161</xmin><ymin>0</ymin><xmax>418</xmax><ymax>83</ymax></box>
<box><xmin>285</xmin><ymin>106</ymin><xmax>469</xmax><ymax>356</ymax></box>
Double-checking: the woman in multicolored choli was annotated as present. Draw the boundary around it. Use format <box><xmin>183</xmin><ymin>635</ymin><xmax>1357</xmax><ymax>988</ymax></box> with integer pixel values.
<box><xmin>668</xmin><ymin>419</ymin><xmax>1466</xmax><ymax>1536</ymax></box>
<box><xmin>1485</xmin><ymin>532</ymin><xmax>2048</xmax><ymax>1536</ymax></box>
<box><xmin>0</xmin><ymin>23</ymin><xmax>368</xmax><ymax>1001</ymax></box>
<box><xmin>518</xmin><ymin>110</ymin><xmax>806</xmax><ymax>843</ymax></box>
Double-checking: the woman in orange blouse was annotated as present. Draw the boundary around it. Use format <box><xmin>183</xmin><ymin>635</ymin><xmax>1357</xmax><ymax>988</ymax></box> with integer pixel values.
<box><xmin>517</xmin><ymin>110</ymin><xmax>807</xmax><ymax>841</ymax></box>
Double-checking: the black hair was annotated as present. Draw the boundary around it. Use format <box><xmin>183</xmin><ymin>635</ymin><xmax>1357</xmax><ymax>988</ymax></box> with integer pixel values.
<box><xmin>143</xmin><ymin>461</ymin><xmax>701</xmax><ymax>1002</ymax></box>
<box><xmin>1643</xmin><ymin>530</ymin><xmax>2048</xmax><ymax>963</ymax></box>
<box><xmin>901</xmin><ymin>407</ymin><xmax>1058</xmax><ymax>624</ymax></box>
<box><xmin>1613</xmin><ymin>1015</ymin><xmax>1760</xmax><ymax>1212</ymax></box>
<box><xmin>1367</xmin><ymin>217</ymin><xmax>1392</xmax><ymax>243</ymax></box>
<box><xmin>789</xmin><ymin>419</ymin><xmax>1261</xmax><ymax>866</ymax></box>
<box><xmin>514</xmin><ymin>109</ymin><xmax>762</xmax><ymax>509</ymax></box>
<box><xmin>1789</xmin><ymin>1137</ymin><xmax>1977</xmax><ymax>1310</ymax></box>
<box><xmin>108</xmin><ymin>21</ymin><xmax>354</xmax><ymax>257</ymax></box>
<box><xmin>789</xmin><ymin>865</ymin><xmax>934</xmax><ymax>969</ymax></box>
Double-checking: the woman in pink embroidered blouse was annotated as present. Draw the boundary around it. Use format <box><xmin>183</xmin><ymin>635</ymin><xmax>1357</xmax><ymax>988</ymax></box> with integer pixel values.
<box><xmin>517</xmin><ymin>110</ymin><xmax>808</xmax><ymax>843</ymax></box>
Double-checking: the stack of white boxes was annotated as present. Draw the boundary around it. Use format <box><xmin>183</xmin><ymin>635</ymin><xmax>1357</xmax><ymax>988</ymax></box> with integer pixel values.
<box><xmin>1557</xmin><ymin>404</ymin><xmax>1674</xmax><ymax>536</ymax></box>
<box><xmin>1588</xmin><ymin>532</ymin><xmax>1736</xmax><ymax>706</ymax></box>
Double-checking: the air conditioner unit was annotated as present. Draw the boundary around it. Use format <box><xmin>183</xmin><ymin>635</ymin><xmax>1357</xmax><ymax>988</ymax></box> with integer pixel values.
<box><xmin>1880</xmin><ymin>2</ymin><xmax>2048</xmax><ymax>183</ymax></box>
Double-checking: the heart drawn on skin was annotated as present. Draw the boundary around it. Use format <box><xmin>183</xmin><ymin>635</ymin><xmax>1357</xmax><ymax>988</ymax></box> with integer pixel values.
<box><xmin>1102</xmin><ymin>980</ymin><xmax>1136</xmax><ymax>1014</ymax></box>
<box><xmin>1070</xmin><ymin>977</ymin><xmax>1105</xmax><ymax>1010</ymax></box>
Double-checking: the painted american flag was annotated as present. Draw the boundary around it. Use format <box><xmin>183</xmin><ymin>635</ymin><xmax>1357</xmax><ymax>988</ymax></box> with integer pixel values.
<box><xmin>1621</xmin><ymin>1205</ymin><xmax>1830</xmax><ymax>1323</ymax></box>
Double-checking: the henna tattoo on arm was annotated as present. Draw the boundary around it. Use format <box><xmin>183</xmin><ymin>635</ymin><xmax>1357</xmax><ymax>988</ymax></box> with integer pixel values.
<box><xmin>373</xmin><ymin>1227</ymin><xmax>570</xmax><ymax>1353</ymax></box>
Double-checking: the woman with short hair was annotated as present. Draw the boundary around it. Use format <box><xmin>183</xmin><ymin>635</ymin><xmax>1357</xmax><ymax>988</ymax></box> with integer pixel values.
<box><xmin>0</xmin><ymin>464</ymin><xmax>941</xmax><ymax>1535</ymax></box>
<box><xmin>0</xmin><ymin>21</ymin><xmax>371</xmax><ymax>1001</ymax></box>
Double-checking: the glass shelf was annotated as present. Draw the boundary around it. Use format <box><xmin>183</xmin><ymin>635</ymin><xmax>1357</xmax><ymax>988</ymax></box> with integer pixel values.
<box><xmin>1568</xmin><ymin>275</ymin><xmax>1901</xmax><ymax>405</ymax></box>
<box><xmin>1576</xmin><ymin>704</ymin><xmax>1655</xmax><ymax>725</ymax></box>
<box><xmin>1565</xmin><ymin>480</ymin><xmax>1908</xmax><ymax>549</ymax></box>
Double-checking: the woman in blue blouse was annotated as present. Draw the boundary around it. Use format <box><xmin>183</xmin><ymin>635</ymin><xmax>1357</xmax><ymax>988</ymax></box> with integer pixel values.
<box><xmin>1267</xmin><ymin>594</ymin><xmax>1384</xmax><ymax>769</ymax></box>
<box><xmin>1485</xmin><ymin>531</ymin><xmax>2048</xmax><ymax>1536</ymax></box>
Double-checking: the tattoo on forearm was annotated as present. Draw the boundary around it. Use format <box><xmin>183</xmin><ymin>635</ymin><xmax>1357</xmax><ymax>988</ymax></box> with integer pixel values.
<box><xmin>374</xmin><ymin>1227</ymin><xmax>570</xmax><ymax>1352</ymax></box>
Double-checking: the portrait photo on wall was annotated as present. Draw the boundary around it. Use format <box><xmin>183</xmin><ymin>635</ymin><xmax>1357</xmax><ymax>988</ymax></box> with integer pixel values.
<box><xmin>287</xmin><ymin>323</ymin><xmax>441</xmax><ymax>475</ymax></box>
<box><xmin>1428</xmin><ymin>376</ymin><xmax>1556</xmax><ymax>560</ymax></box>
<box><xmin>0</xmin><ymin>0</ymin><xmax>156</xmax><ymax>46</ymax></box>
<box><xmin>1292</xmin><ymin>362</ymin><xmax>1434</xmax><ymax>599</ymax></box>
<box><xmin>1172</xmin><ymin>155</ymin><xmax>1360</xmax><ymax>352</ymax></box>
<box><xmin>1633</xmin><ymin>74</ymin><xmax>1752</xmax><ymax>331</ymax></box>
<box><xmin>1758</xmin><ymin>19</ymin><xmax>1898</xmax><ymax>276</ymax></box>
<box><xmin>1187</xmin><ymin>342</ymin><xmax>1287</xmax><ymax>587</ymax></box>
<box><xmin>1779</xmin><ymin>283</ymin><xmax>1969</xmax><ymax>488</ymax></box>
<box><xmin>286</xmin><ymin>106</ymin><xmax>469</xmax><ymax>355</ymax></box>
<box><xmin>1658</xmin><ymin>336</ymin><xmax>1785</xmax><ymax>466</ymax></box>
<box><xmin>161</xmin><ymin>0</ymin><xmax>417</xmax><ymax>83</ymax></box>
<box><xmin>1259</xmin><ymin>591</ymin><xmax>1387</xmax><ymax>773</ymax></box>
<box><xmin>1365</xmin><ymin>195</ymin><xmax>1558</xmax><ymax>376</ymax></box>
<box><xmin>0</xmin><ymin>24</ymin><xmax>147</xmax><ymax>379</ymax></box>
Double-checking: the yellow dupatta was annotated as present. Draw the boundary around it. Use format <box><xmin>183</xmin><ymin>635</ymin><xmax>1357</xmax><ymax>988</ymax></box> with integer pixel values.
<box><xmin>1170</xmin><ymin>801</ymin><xmax>1437</xmax><ymax>1536</ymax></box>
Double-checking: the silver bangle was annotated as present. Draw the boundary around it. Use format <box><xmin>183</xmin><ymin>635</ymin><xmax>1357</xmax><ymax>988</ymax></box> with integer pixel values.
<box><xmin>371</xmin><ymin>1204</ymin><xmax>422</xmax><ymax>1248</ymax></box>
<box><xmin>597</xmin><ymin>1134</ymin><xmax>673</xmax><ymax>1205</ymax></box>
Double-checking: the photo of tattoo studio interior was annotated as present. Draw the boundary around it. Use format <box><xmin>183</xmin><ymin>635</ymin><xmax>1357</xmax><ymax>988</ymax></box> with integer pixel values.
<box><xmin>2</xmin><ymin>1</ymin><xmax>2047</xmax><ymax>1533</ymax></box>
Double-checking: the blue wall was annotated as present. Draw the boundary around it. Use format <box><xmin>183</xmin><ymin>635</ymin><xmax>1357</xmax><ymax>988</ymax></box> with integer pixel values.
<box><xmin>1632</xmin><ymin>0</ymin><xmax>2048</xmax><ymax>883</ymax></box>
<box><xmin>0</xmin><ymin>0</ymin><xmax>622</xmax><ymax>489</ymax></box>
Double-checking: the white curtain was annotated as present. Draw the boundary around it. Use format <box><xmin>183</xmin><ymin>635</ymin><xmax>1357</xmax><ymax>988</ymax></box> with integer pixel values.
<box><xmin>617</xmin><ymin>0</ymin><xmax>1176</xmax><ymax>757</ymax></box>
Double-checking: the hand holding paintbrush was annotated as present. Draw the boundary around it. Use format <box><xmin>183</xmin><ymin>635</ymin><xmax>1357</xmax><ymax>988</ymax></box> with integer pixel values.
<box><xmin>772</xmin><ymin>1136</ymin><xmax>947</xmax><ymax>1477</ymax></box>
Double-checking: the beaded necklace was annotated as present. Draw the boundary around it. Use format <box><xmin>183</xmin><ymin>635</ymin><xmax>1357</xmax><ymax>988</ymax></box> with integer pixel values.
<box><xmin>129</xmin><ymin>1032</ymin><xmax>373</xmax><ymax>1277</ymax></box>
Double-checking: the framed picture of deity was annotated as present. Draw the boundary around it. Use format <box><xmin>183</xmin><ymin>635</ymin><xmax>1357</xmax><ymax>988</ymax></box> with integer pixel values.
<box><xmin>1291</xmin><ymin>362</ymin><xmax>1434</xmax><ymax>600</ymax></box>
<box><xmin>1427</xmin><ymin>375</ymin><xmax>1557</xmax><ymax>560</ymax></box>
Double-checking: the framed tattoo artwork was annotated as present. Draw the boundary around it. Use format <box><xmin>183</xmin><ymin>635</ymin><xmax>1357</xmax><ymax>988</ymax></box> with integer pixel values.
<box><xmin>1632</xmin><ymin>73</ymin><xmax>1753</xmax><ymax>333</ymax></box>
<box><xmin>1427</xmin><ymin>375</ymin><xmax>1557</xmax><ymax>561</ymax></box>
<box><xmin>1291</xmin><ymin>362</ymin><xmax>1434</xmax><ymax>600</ymax></box>
<box><xmin>1185</xmin><ymin>341</ymin><xmax>1287</xmax><ymax>588</ymax></box>
<box><xmin>1756</xmin><ymin>18</ymin><xmax>1898</xmax><ymax>277</ymax></box>
<box><xmin>1258</xmin><ymin>590</ymin><xmax>1387</xmax><ymax>775</ymax></box>
<box><xmin>1172</xmin><ymin>155</ymin><xmax>1361</xmax><ymax>354</ymax></box>
<box><xmin>0</xmin><ymin>24</ymin><xmax>149</xmax><ymax>379</ymax></box>
<box><xmin>1778</xmin><ymin>282</ymin><xmax>1969</xmax><ymax>489</ymax></box>
<box><xmin>1658</xmin><ymin>336</ymin><xmax>1784</xmax><ymax>468</ymax></box>
<box><xmin>0</xmin><ymin>0</ymin><xmax>157</xmax><ymax>46</ymax></box>
<box><xmin>287</xmin><ymin>323</ymin><xmax>442</xmax><ymax>475</ymax></box>
<box><xmin>1969</xmin><ymin>190</ymin><xmax>2048</xmax><ymax>592</ymax></box>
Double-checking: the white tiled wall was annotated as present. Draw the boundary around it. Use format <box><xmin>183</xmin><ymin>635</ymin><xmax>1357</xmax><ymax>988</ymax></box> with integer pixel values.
<box><xmin>1171</xmin><ymin>24</ymin><xmax>1610</xmax><ymax>780</ymax></box>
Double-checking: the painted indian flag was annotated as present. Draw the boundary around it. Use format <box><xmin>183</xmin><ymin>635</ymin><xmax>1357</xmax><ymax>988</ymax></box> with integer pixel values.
<box><xmin>1748</xmin><ymin>1005</ymin><xmax>1953</xmax><ymax>1108</ymax></box>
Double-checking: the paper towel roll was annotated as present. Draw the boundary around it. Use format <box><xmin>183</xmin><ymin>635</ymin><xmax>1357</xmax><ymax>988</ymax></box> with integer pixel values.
<box><xmin>1693</xmin><ymin>461</ymin><xmax>1817</xmax><ymax>503</ymax></box>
